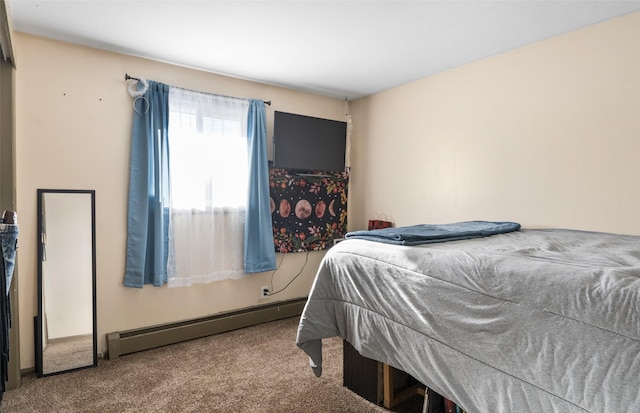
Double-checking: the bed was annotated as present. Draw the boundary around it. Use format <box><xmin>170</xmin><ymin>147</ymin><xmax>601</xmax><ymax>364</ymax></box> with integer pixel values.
<box><xmin>296</xmin><ymin>226</ymin><xmax>640</xmax><ymax>412</ymax></box>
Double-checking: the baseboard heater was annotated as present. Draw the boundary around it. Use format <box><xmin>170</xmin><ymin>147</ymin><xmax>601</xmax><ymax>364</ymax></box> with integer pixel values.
<box><xmin>106</xmin><ymin>297</ymin><xmax>307</xmax><ymax>360</ymax></box>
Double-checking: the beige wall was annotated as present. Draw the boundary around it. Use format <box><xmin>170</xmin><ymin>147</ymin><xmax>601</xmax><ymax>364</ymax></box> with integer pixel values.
<box><xmin>349</xmin><ymin>12</ymin><xmax>640</xmax><ymax>235</ymax></box>
<box><xmin>15</xmin><ymin>33</ymin><xmax>344</xmax><ymax>369</ymax></box>
<box><xmin>15</xmin><ymin>10</ymin><xmax>640</xmax><ymax>370</ymax></box>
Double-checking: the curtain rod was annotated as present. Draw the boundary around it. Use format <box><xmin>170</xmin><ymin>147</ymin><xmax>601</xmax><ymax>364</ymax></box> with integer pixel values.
<box><xmin>124</xmin><ymin>73</ymin><xmax>272</xmax><ymax>106</ymax></box>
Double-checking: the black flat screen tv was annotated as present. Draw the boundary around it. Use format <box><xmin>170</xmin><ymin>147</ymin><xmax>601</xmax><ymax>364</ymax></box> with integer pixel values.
<box><xmin>273</xmin><ymin>111</ymin><xmax>347</xmax><ymax>173</ymax></box>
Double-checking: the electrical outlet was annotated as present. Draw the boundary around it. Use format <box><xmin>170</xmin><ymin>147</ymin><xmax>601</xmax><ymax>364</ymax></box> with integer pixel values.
<box><xmin>260</xmin><ymin>285</ymin><xmax>270</xmax><ymax>298</ymax></box>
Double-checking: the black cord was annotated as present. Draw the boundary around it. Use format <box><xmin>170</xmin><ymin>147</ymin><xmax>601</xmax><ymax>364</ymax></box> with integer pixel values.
<box><xmin>268</xmin><ymin>250</ymin><xmax>310</xmax><ymax>296</ymax></box>
<box><xmin>269</xmin><ymin>253</ymin><xmax>285</xmax><ymax>292</ymax></box>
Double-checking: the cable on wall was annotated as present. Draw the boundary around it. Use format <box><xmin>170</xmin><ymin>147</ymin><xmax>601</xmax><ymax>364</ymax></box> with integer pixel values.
<box><xmin>267</xmin><ymin>250</ymin><xmax>310</xmax><ymax>297</ymax></box>
<box><xmin>344</xmin><ymin>97</ymin><xmax>352</xmax><ymax>169</ymax></box>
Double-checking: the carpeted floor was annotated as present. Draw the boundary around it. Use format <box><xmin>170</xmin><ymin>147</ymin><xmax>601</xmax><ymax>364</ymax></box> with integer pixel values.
<box><xmin>2</xmin><ymin>316</ymin><xmax>424</xmax><ymax>412</ymax></box>
<box><xmin>42</xmin><ymin>334</ymin><xmax>94</xmax><ymax>375</ymax></box>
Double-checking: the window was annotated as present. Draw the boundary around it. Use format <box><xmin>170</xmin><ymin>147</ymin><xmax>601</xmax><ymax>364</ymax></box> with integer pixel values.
<box><xmin>124</xmin><ymin>79</ymin><xmax>275</xmax><ymax>288</ymax></box>
<box><xmin>166</xmin><ymin>87</ymin><xmax>250</xmax><ymax>287</ymax></box>
<box><xmin>168</xmin><ymin>89</ymin><xmax>249</xmax><ymax>211</ymax></box>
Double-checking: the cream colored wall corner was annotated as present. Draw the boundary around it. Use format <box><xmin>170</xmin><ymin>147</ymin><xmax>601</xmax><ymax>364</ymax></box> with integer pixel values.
<box><xmin>349</xmin><ymin>11</ymin><xmax>640</xmax><ymax>235</ymax></box>
<box><xmin>14</xmin><ymin>33</ymin><xmax>345</xmax><ymax>369</ymax></box>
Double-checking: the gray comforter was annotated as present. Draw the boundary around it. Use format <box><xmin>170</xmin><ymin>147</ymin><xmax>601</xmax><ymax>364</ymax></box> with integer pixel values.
<box><xmin>296</xmin><ymin>229</ymin><xmax>640</xmax><ymax>412</ymax></box>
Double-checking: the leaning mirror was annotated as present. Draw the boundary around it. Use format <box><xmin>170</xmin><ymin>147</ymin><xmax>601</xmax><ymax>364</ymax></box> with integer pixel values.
<box><xmin>35</xmin><ymin>189</ymin><xmax>97</xmax><ymax>376</ymax></box>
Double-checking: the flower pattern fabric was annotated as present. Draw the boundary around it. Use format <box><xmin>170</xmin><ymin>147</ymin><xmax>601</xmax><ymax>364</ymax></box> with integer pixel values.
<box><xmin>269</xmin><ymin>168</ymin><xmax>349</xmax><ymax>253</ymax></box>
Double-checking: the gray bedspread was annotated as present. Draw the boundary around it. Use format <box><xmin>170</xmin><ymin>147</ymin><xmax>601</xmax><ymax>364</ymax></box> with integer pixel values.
<box><xmin>295</xmin><ymin>229</ymin><xmax>640</xmax><ymax>412</ymax></box>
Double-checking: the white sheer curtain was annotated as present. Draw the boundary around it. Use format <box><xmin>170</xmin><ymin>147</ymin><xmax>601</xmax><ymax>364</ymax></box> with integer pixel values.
<box><xmin>167</xmin><ymin>87</ymin><xmax>250</xmax><ymax>287</ymax></box>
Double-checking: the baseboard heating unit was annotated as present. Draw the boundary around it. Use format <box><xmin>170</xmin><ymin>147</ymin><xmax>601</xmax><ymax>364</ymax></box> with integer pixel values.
<box><xmin>106</xmin><ymin>297</ymin><xmax>307</xmax><ymax>360</ymax></box>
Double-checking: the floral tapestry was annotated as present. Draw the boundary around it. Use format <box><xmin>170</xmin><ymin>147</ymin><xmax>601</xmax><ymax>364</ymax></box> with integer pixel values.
<box><xmin>269</xmin><ymin>168</ymin><xmax>349</xmax><ymax>253</ymax></box>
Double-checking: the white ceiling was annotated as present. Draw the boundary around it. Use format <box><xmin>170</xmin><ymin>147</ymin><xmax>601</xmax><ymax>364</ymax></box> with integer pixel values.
<box><xmin>8</xmin><ymin>0</ymin><xmax>640</xmax><ymax>99</ymax></box>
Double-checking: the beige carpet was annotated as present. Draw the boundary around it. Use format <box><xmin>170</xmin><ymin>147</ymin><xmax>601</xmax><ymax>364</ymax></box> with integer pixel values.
<box><xmin>42</xmin><ymin>334</ymin><xmax>94</xmax><ymax>375</ymax></box>
<box><xmin>2</xmin><ymin>316</ymin><xmax>424</xmax><ymax>412</ymax></box>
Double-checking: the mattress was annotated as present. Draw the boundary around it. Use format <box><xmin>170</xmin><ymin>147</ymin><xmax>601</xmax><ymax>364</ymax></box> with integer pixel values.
<box><xmin>295</xmin><ymin>229</ymin><xmax>640</xmax><ymax>412</ymax></box>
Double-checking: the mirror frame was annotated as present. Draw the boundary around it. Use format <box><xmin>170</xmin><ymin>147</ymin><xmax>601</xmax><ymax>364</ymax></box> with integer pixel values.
<box><xmin>35</xmin><ymin>189</ymin><xmax>97</xmax><ymax>377</ymax></box>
